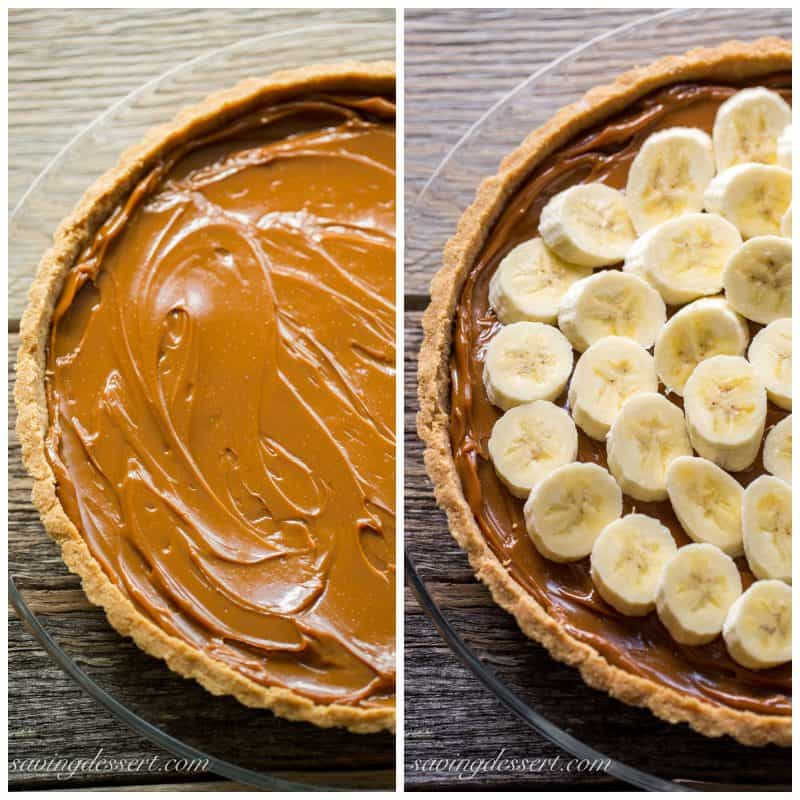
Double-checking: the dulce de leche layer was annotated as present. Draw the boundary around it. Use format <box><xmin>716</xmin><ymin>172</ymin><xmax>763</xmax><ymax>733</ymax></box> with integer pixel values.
<box><xmin>47</xmin><ymin>94</ymin><xmax>396</xmax><ymax>707</ymax></box>
<box><xmin>451</xmin><ymin>75</ymin><xmax>791</xmax><ymax>715</ymax></box>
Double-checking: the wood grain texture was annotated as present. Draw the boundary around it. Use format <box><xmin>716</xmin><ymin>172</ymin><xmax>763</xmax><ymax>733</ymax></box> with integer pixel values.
<box><xmin>8</xmin><ymin>8</ymin><xmax>395</xmax><ymax>792</ymax></box>
<box><xmin>403</xmin><ymin>8</ymin><xmax>792</xmax><ymax>790</ymax></box>
<box><xmin>8</xmin><ymin>7</ymin><xmax>391</xmax><ymax>214</ymax></box>
<box><xmin>404</xmin><ymin>11</ymin><xmax>647</xmax><ymax>789</ymax></box>
<box><xmin>403</xmin><ymin>8</ymin><xmax>792</xmax><ymax>298</ymax></box>
<box><xmin>9</xmin><ymin>6</ymin><xmax>794</xmax><ymax>792</ymax></box>
<box><xmin>404</xmin><ymin>305</ymin><xmax>790</xmax><ymax>788</ymax></box>
<box><xmin>8</xmin><ymin>333</ymin><xmax>395</xmax><ymax>792</ymax></box>
<box><xmin>403</xmin><ymin>7</ymin><xmax>648</xmax><ymax>300</ymax></box>
<box><xmin>8</xmin><ymin>6</ymin><xmax>394</xmax><ymax>320</ymax></box>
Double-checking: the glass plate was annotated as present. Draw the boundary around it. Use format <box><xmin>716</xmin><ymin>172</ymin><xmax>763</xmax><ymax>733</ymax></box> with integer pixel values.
<box><xmin>406</xmin><ymin>8</ymin><xmax>791</xmax><ymax>792</ymax></box>
<box><xmin>9</xmin><ymin>20</ymin><xmax>395</xmax><ymax>791</ymax></box>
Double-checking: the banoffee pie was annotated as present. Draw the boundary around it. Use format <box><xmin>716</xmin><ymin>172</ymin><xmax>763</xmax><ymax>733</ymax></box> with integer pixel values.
<box><xmin>419</xmin><ymin>40</ymin><xmax>791</xmax><ymax>746</ymax></box>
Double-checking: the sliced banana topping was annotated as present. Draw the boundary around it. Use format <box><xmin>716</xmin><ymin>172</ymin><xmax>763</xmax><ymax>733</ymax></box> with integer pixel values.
<box><xmin>524</xmin><ymin>462</ymin><xmax>622</xmax><ymax>563</ymax></box>
<box><xmin>666</xmin><ymin>456</ymin><xmax>744</xmax><ymax>556</ymax></box>
<box><xmin>568</xmin><ymin>336</ymin><xmax>657</xmax><ymax>441</ymax></box>
<box><xmin>723</xmin><ymin>235</ymin><xmax>792</xmax><ymax>325</ymax></box>
<box><xmin>704</xmin><ymin>163</ymin><xmax>792</xmax><ymax>239</ymax></box>
<box><xmin>625</xmin><ymin>127</ymin><xmax>716</xmax><ymax>235</ymax></box>
<box><xmin>777</xmin><ymin>124</ymin><xmax>792</xmax><ymax>170</ymax></box>
<box><xmin>624</xmin><ymin>213</ymin><xmax>741</xmax><ymax>305</ymax></box>
<box><xmin>742</xmin><ymin>474</ymin><xmax>791</xmax><ymax>583</ymax></box>
<box><xmin>483</xmin><ymin>322</ymin><xmax>573</xmax><ymax>411</ymax></box>
<box><xmin>654</xmin><ymin>297</ymin><xmax>749</xmax><ymax>397</ymax></box>
<box><xmin>781</xmin><ymin>204</ymin><xmax>792</xmax><ymax>238</ymax></box>
<box><xmin>557</xmin><ymin>270</ymin><xmax>666</xmax><ymax>353</ymax></box>
<box><xmin>656</xmin><ymin>543</ymin><xmax>742</xmax><ymax>646</ymax></box>
<box><xmin>606</xmin><ymin>393</ymin><xmax>691</xmax><ymax>502</ymax></box>
<box><xmin>683</xmin><ymin>355</ymin><xmax>767</xmax><ymax>472</ymax></box>
<box><xmin>712</xmin><ymin>87</ymin><xmax>792</xmax><ymax>170</ymax></box>
<box><xmin>723</xmin><ymin>579</ymin><xmax>792</xmax><ymax>670</ymax></box>
<box><xmin>763</xmin><ymin>415</ymin><xmax>791</xmax><ymax>484</ymax></box>
<box><xmin>748</xmin><ymin>318</ymin><xmax>792</xmax><ymax>410</ymax></box>
<box><xmin>540</xmin><ymin>183</ymin><xmax>636</xmax><ymax>267</ymax></box>
<box><xmin>478</xmin><ymin>86</ymin><xmax>795</xmax><ymax>670</ymax></box>
<box><xmin>487</xmin><ymin>401</ymin><xmax>578</xmax><ymax>499</ymax></box>
<box><xmin>488</xmin><ymin>237</ymin><xmax>592</xmax><ymax>324</ymax></box>
<box><xmin>590</xmin><ymin>514</ymin><xmax>677</xmax><ymax>616</ymax></box>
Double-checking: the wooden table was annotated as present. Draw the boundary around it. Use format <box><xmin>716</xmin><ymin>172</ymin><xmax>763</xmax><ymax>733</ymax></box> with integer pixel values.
<box><xmin>8</xmin><ymin>8</ymin><xmax>395</xmax><ymax>791</ymax></box>
<box><xmin>403</xmin><ymin>8</ymin><xmax>791</xmax><ymax>790</ymax></box>
<box><xmin>9</xmin><ymin>6</ymin><xmax>794</xmax><ymax>792</ymax></box>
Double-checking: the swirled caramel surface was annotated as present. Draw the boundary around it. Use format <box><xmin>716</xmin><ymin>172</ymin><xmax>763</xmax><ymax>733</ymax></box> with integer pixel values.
<box><xmin>46</xmin><ymin>94</ymin><xmax>396</xmax><ymax>708</ymax></box>
<box><xmin>451</xmin><ymin>75</ymin><xmax>790</xmax><ymax>715</ymax></box>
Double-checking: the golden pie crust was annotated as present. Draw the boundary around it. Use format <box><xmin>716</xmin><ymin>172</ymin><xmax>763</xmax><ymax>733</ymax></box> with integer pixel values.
<box><xmin>16</xmin><ymin>61</ymin><xmax>395</xmax><ymax>734</ymax></box>
<box><xmin>418</xmin><ymin>39</ymin><xmax>790</xmax><ymax>746</ymax></box>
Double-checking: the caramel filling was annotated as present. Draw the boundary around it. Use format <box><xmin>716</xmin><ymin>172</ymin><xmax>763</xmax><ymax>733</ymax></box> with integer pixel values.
<box><xmin>46</xmin><ymin>94</ymin><xmax>396</xmax><ymax>708</ymax></box>
<box><xmin>451</xmin><ymin>76</ymin><xmax>790</xmax><ymax>716</ymax></box>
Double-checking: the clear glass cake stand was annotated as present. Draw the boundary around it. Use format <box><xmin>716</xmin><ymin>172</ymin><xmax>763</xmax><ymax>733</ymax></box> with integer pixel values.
<box><xmin>9</xmin><ymin>21</ymin><xmax>395</xmax><ymax>791</ymax></box>
<box><xmin>406</xmin><ymin>8</ymin><xmax>791</xmax><ymax>792</ymax></box>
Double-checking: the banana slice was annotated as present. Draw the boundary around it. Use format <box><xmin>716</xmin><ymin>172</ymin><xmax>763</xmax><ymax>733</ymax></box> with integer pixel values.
<box><xmin>704</xmin><ymin>163</ymin><xmax>792</xmax><ymax>239</ymax></box>
<box><xmin>626</xmin><ymin>127</ymin><xmax>716</xmax><ymax>235</ymax></box>
<box><xmin>723</xmin><ymin>579</ymin><xmax>792</xmax><ymax>670</ymax></box>
<box><xmin>540</xmin><ymin>183</ymin><xmax>636</xmax><ymax>267</ymax></box>
<box><xmin>524</xmin><ymin>462</ymin><xmax>622</xmax><ymax>562</ymax></box>
<box><xmin>712</xmin><ymin>87</ymin><xmax>792</xmax><ymax>170</ymax></box>
<box><xmin>654</xmin><ymin>297</ymin><xmax>749</xmax><ymax>397</ymax></box>
<box><xmin>683</xmin><ymin>355</ymin><xmax>767</xmax><ymax>471</ymax></box>
<box><xmin>723</xmin><ymin>235</ymin><xmax>792</xmax><ymax>325</ymax></box>
<box><xmin>781</xmin><ymin>205</ymin><xmax>792</xmax><ymax>238</ymax></box>
<box><xmin>488</xmin><ymin>401</ymin><xmax>578</xmax><ymax>499</ymax></box>
<box><xmin>483</xmin><ymin>322</ymin><xmax>573</xmax><ymax>411</ymax></box>
<box><xmin>747</xmin><ymin>318</ymin><xmax>792</xmax><ymax>410</ymax></box>
<box><xmin>763</xmin><ymin>415</ymin><xmax>791</xmax><ymax>484</ymax></box>
<box><xmin>666</xmin><ymin>456</ymin><xmax>744</xmax><ymax>556</ymax></box>
<box><xmin>489</xmin><ymin>237</ymin><xmax>592</xmax><ymax>324</ymax></box>
<box><xmin>742</xmin><ymin>474</ymin><xmax>791</xmax><ymax>583</ymax></box>
<box><xmin>568</xmin><ymin>336</ymin><xmax>657</xmax><ymax>440</ymax></box>
<box><xmin>606</xmin><ymin>393</ymin><xmax>692</xmax><ymax>502</ymax></box>
<box><xmin>623</xmin><ymin>213</ymin><xmax>742</xmax><ymax>305</ymax></box>
<box><xmin>777</xmin><ymin>124</ymin><xmax>792</xmax><ymax>170</ymax></box>
<box><xmin>557</xmin><ymin>271</ymin><xmax>666</xmax><ymax>353</ymax></box>
<box><xmin>590</xmin><ymin>514</ymin><xmax>677</xmax><ymax>616</ymax></box>
<box><xmin>656</xmin><ymin>543</ymin><xmax>742</xmax><ymax>645</ymax></box>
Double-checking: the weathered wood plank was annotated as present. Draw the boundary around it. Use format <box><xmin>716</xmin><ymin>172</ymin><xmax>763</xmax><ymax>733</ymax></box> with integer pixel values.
<box><xmin>403</xmin><ymin>8</ymin><xmax>792</xmax><ymax>297</ymax></box>
<box><xmin>8</xmin><ymin>8</ymin><xmax>392</xmax><ymax>212</ymax></box>
<box><xmin>9</xmin><ymin>334</ymin><xmax>85</xmax><ymax>591</ymax></box>
<box><xmin>403</xmin><ymin>304</ymin><xmax>791</xmax><ymax>788</ymax></box>
<box><xmin>404</xmin><ymin>8</ymin><xmax>647</xmax><ymax>302</ymax></box>
<box><xmin>65</xmin><ymin>774</ymin><xmax>394</xmax><ymax>792</ymax></box>
<box><xmin>11</xmin><ymin>6</ymin><xmax>795</xmax><ymax>791</ymax></box>
<box><xmin>8</xmin><ymin>7</ymin><xmax>394</xmax><ymax>321</ymax></box>
<box><xmin>9</xmin><ymin>589</ymin><xmax>94</xmax><ymax>615</ymax></box>
<box><xmin>8</xmin><ymin>9</ymin><xmax>396</xmax><ymax>790</ymax></box>
<box><xmin>9</xmin><ymin>329</ymin><xmax>394</xmax><ymax>791</ymax></box>
<box><xmin>404</xmin><ymin>8</ymin><xmax>791</xmax><ymax>788</ymax></box>
<box><xmin>404</xmin><ymin>9</ymin><xmax>644</xmax><ymax>198</ymax></box>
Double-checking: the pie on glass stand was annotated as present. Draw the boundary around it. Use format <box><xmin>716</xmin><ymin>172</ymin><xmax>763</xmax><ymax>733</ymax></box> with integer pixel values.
<box><xmin>418</xmin><ymin>39</ymin><xmax>791</xmax><ymax>746</ymax></box>
<box><xmin>16</xmin><ymin>62</ymin><xmax>396</xmax><ymax>733</ymax></box>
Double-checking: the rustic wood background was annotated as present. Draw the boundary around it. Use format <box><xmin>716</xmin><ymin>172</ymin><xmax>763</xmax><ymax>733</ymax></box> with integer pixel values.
<box><xmin>403</xmin><ymin>7</ymin><xmax>792</xmax><ymax>791</ymax></box>
<box><xmin>8</xmin><ymin>6</ymin><xmax>794</xmax><ymax>793</ymax></box>
<box><xmin>8</xmin><ymin>7</ymin><xmax>395</xmax><ymax>792</ymax></box>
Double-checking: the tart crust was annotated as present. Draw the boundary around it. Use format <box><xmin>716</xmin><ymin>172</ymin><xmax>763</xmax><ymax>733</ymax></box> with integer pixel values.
<box><xmin>418</xmin><ymin>39</ymin><xmax>790</xmax><ymax>746</ymax></box>
<box><xmin>16</xmin><ymin>61</ymin><xmax>396</xmax><ymax>734</ymax></box>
